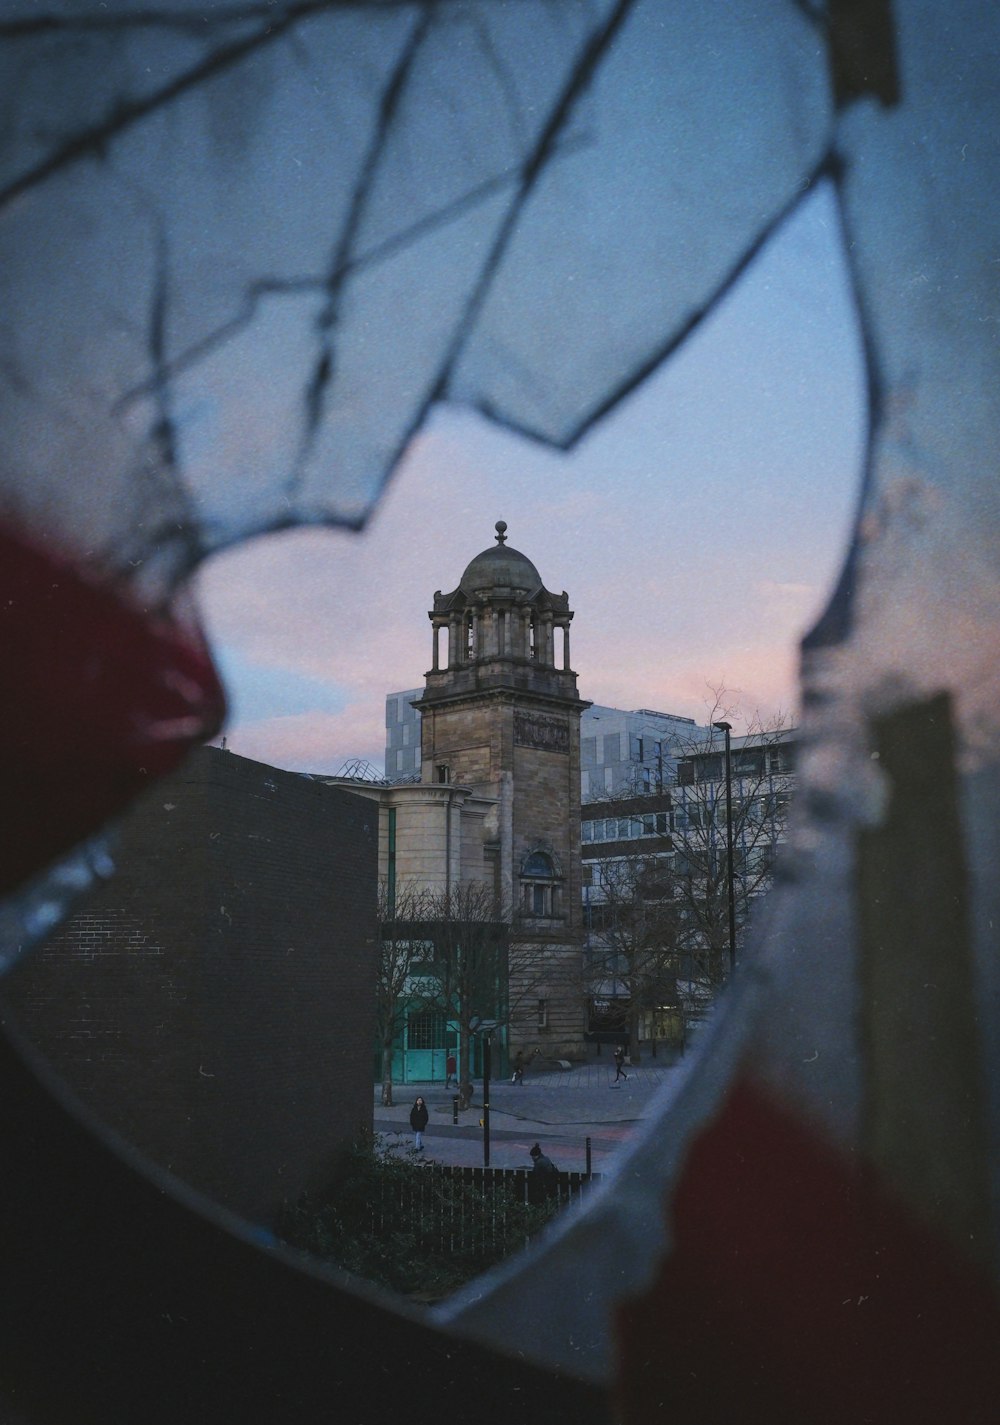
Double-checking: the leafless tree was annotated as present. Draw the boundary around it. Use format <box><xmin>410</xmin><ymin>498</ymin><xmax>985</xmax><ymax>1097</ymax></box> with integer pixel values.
<box><xmin>586</xmin><ymin>853</ymin><xmax>680</xmax><ymax>1062</ymax></box>
<box><xmin>412</xmin><ymin>882</ymin><xmax>508</xmax><ymax>1110</ymax></box>
<box><xmin>583</xmin><ymin>690</ymin><xmax>795</xmax><ymax>1039</ymax></box>
<box><xmin>670</xmin><ymin>698</ymin><xmax>794</xmax><ymax>1001</ymax></box>
<box><xmin>376</xmin><ymin>875</ymin><xmax>565</xmax><ymax>1104</ymax></box>
<box><xmin>374</xmin><ymin>880</ymin><xmax>435</xmax><ymax>1108</ymax></box>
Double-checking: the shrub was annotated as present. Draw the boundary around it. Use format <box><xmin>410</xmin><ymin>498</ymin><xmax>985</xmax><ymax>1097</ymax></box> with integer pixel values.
<box><xmin>277</xmin><ymin>1132</ymin><xmax>559</xmax><ymax>1298</ymax></box>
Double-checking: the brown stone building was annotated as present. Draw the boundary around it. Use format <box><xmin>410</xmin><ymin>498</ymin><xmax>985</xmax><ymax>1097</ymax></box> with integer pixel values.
<box><xmin>333</xmin><ymin>522</ymin><xmax>590</xmax><ymax>1071</ymax></box>
<box><xmin>418</xmin><ymin>519</ymin><xmax>590</xmax><ymax>1056</ymax></box>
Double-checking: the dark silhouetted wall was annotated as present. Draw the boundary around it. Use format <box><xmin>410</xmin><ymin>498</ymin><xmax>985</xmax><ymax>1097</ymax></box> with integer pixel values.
<box><xmin>3</xmin><ymin>747</ymin><xmax>377</xmax><ymax>1225</ymax></box>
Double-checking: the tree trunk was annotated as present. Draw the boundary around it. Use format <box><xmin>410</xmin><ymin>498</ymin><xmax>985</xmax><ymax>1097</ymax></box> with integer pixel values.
<box><xmin>380</xmin><ymin>1043</ymin><xmax>394</xmax><ymax>1107</ymax></box>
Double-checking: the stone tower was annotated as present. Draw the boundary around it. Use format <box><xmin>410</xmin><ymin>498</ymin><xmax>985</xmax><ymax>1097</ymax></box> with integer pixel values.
<box><xmin>414</xmin><ymin>521</ymin><xmax>589</xmax><ymax>1055</ymax></box>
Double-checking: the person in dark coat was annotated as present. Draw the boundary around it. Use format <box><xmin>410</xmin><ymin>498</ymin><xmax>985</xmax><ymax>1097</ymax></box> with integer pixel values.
<box><xmin>528</xmin><ymin>1141</ymin><xmax>559</xmax><ymax>1202</ymax></box>
<box><xmin>612</xmin><ymin>1044</ymin><xmax>629</xmax><ymax>1084</ymax></box>
<box><xmin>409</xmin><ymin>1095</ymin><xmax>429</xmax><ymax>1151</ymax></box>
<box><xmin>445</xmin><ymin>1053</ymin><xmax>457</xmax><ymax>1088</ymax></box>
<box><xmin>510</xmin><ymin>1050</ymin><xmax>525</xmax><ymax>1085</ymax></box>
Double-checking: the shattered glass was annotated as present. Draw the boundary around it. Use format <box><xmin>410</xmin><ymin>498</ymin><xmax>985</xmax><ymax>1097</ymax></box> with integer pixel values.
<box><xmin>3</xmin><ymin>0</ymin><xmax>1000</xmax><ymax>1420</ymax></box>
<box><xmin>0</xmin><ymin>0</ymin><xmax>835</xmax><ymax>964</ymax></box>
<box><xmin>0</xmin><ymin>0</ymin><xmax>830</xmax><ymax>585</ymax></box>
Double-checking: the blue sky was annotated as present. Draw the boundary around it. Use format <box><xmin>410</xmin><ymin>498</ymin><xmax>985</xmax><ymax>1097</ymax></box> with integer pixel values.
<box><xmin>196</xmin><ymin>180</ymin><xmax>866</xmax><ymax>774</ymax></box>
<box><xmin>211</xmin><ymin>646</ymin><xmax>350</xmax><ymax>727</ymax></box>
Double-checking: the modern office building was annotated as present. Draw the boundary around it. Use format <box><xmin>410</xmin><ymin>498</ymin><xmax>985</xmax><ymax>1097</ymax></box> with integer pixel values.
<box><xmin>579</xmin><ymin>704</ymin><xmax>703</xmax><ymax>799</ymax></box>
<box><xmin>384</xmin><ymin>687</ymin><xmax>423</xmax><ymax>780</ymax></box>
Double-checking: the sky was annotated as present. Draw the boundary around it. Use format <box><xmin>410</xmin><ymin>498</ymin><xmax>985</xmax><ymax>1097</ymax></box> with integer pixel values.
<box><xmin>195</xmin><ymin>180</ymin><xmax>867</xmax><ymax>775</ymax></box>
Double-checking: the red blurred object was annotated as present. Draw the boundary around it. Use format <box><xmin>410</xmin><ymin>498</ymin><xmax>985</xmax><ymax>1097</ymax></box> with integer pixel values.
<box><xmin>2</xmin><ymin>522</ymin><xmax>226</xmax><ymax>897</ymax></box>
<box><xmin>616</xmin><ymin>1075</ymin><xmax>1000</xmax><ymax>1424</ymax></box>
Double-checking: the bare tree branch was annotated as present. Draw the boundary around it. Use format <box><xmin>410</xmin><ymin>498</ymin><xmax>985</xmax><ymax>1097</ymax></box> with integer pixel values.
<box><xmin>375</xmin><ymin>879</ymin><xmax>508</xmax><ymax>1110</ymax></box>
<box><xmin>584</xmin><ymin>692</ymin><xmax>796</xmax><ymax>1038</ymax></box>
<box><xmin>586</xmin><ymin>851</ymin><xmax>681</xmax><ymax>1061</ymax></box>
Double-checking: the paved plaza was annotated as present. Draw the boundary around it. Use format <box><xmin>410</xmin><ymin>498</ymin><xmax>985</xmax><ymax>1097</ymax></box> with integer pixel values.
<box><xmin>373</xmin><ymin>1058</ymin><xmax>685</xmax><ymax>1173</ymax></box>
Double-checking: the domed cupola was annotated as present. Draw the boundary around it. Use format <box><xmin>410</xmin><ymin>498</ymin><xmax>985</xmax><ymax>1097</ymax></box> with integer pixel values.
<box><xmin>422</xmin><ymin>521</ymin><xmax>580</xmax><ymax>702</ymax></box>
<box><xmin>458</xmin><ymin>524</ymin><xmax>543</xmax><ymax>601</ymax></box>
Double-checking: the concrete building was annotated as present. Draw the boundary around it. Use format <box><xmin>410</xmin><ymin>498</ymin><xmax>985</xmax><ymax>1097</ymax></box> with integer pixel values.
<box><xmin>385</xmin><ymin>687</ymin><xmax>423</xmax><ymax>779</ymax></box>
<box><xmin>580</xmin><ymin>704</ymin><xmax>702</xmax><ymax>800</ymax></box>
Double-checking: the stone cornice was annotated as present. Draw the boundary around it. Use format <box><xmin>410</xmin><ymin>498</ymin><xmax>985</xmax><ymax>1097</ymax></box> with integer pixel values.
<box><xmin>413</xmin><ymin>685</ymin><xmax>591</xmax><ymax>718</ymax></box>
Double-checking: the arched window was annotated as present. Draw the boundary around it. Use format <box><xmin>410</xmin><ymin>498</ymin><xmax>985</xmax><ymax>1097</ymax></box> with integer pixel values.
<box><xmin>520</xmin><ymin>850</ymin><xmax>559</xmax><ymax>918</ymax></box>
<box><xmin>522</xmin><ymin>850</ymin><xmax>555</xmax><ymax>878</ymax></box>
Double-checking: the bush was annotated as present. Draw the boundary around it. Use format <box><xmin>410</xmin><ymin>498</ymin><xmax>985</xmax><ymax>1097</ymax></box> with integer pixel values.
<box><xmin>277</xmin><ymin>1132</ymin><xmax>558</xmax><ymax>1299</ymax></box>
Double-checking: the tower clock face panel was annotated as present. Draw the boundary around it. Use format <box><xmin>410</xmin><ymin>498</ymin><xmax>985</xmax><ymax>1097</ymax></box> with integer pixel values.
<box><xmin>513</xmin><ymin>711</ymin><xmax>570</xmax><ymax>753</ymax></box>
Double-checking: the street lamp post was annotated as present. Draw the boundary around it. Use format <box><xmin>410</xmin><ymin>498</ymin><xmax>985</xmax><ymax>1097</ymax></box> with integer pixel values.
<box><xmin>474</xmin><ymin>1019</ymin><xmax>499</xmax><ymax>1166</ymax></box>
<box><xmin>712</xmin><ymin>720</ymin><xmax>737</xmax><ymax>978</ymax></box>
<box><xmin>482</xmin><ymin>1029</ymin><xmax>492</xmax><ymax>1167</ymax></box>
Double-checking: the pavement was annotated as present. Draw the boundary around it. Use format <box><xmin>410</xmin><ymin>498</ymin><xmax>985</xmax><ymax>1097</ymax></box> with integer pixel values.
<box><xmin>373</xmin><ymin>1058</ymin><xmax>684</xmax><ymax>1173</ymax></box>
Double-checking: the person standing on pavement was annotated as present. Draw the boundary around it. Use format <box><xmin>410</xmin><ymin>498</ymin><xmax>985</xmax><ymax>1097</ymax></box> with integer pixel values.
<box><xmin>528</xmin><ymin>1142</ymin><xmax>559</xmax><ymax>1202</ymax></box>
<box><xmin>612</xmin><ymin>1044</ymin><xmax>629</xmax><ymax>1085</ymax></box>
<box><xmin>409</xmin><ymin>1095</ymin><xmax>429</xmax><ymax>1151</ymax></box>
<box><xmin>445</xmin><ymin>1053</ymin><xmax>457</xmax><ymax>1088</ymax></box>
<box><xmin>510</xmin><ymin>1050</ymin><xmax>525</xmax><ymax>1085</ymax></box>
<box><xmin>528</xmin><ymin>1141</ymin><xmax>557</xmax><ymax>1174</ymax></box>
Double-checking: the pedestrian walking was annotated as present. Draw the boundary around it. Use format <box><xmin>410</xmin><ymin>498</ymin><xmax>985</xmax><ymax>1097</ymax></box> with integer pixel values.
<box><xmin>612</xmin><ymin>1044</ymin><xmax>629</xmax><ymax>1085</ymax></box>
<box><xmin>445</xmin><ymin>1053</ymin><xmax>457</xmax><ymax>1088</ymax></box>
<box><xmin>409</xmin><ymin>1095</ymin><xmax>429</xmax><ymax>1150</ymax></box>
<box><xmin>510</xmin><ymin>1050</ymin><xmax>525</xmax><ymax>1085</ymax></box>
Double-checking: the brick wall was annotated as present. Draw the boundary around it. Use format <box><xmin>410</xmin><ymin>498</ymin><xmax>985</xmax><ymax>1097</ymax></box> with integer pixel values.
<box><xmin>1</xmin><ymin>747</ymin><xmax>377</xmax><ymax>1226</ymax></box>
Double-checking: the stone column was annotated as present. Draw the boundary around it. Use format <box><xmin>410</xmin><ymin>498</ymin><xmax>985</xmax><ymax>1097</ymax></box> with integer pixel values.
<box><xmin>526</xmin><ymin>609</ymin><xmax>537</xmax><ymax>661</ymax></box>
<box><xmin>515</xmin><ymin>606</ymin><xmax>528</xmax><ymax>659</ymax></box>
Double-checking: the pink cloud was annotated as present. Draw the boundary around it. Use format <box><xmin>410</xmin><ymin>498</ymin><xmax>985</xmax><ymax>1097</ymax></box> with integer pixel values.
<box><xmin>213</xmin><ymin>706</ymin><xmax>386</xmax><ymax>774</ymax></box>
<box><xmin>195</xmin><ymin>410</ymin><xmax>844</xmax><ymax>770</ymax></box>
<box><xmin>581</xmin><ymin>638</ymin><xmax>799</xmax><ymax>728</ymax></box>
